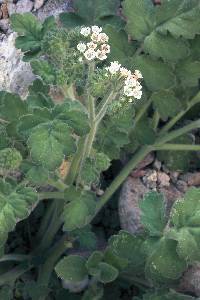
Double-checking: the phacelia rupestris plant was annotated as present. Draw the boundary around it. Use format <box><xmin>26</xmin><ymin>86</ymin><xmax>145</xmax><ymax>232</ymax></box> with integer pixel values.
<box><xmin>0</xmin><ymin>0</ymin><xmax>200</xmax><ymax>298</ymax></box>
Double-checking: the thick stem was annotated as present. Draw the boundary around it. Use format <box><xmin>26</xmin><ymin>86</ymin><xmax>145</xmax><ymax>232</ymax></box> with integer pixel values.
<box><xmin>65</xmin><ymin>137</ymin><xmax>85</xmax><ymax>185</ymax></box>
<box><xmin>38</xmin><ymin>192</ymin><xmax>64</xmax><ymax>201</ymax></box>
<box><xmin>96</xmin><ymin>90</ymin><xmax>116</xmax><ymax>124</ymax></box>
<box><xmin>95</xmin><ymin>146</ymin><xmax>152</xmax><ymax>216</ymax></box>
<box><xmin>152</xmin><ymin>111</ymin><xmax>160</xmax><ymax>131</ymax></box>
<box><xmin>155</xmin><ymin>143</ymin><xmax>200</xmax><ymax>151</ymax></box>
<box><xmin>160</xmin><ymin>91</ymin><xmax>200</xmax><ymax>134</ymax></box>
<box><xmin>155</xmin><ymin>119</ymin><xmax>200</xmax><ymax>145</ymax></box>
<box><xmin>37</xmin><ymin>235</ymin><xmax>72</xmax><ymax>300</ymax></box>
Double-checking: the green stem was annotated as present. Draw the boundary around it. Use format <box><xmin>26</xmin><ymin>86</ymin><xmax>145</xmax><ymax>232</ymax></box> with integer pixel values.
<box><xmin>37</xmin><ymin>235</ymin><xmax>72</xmax><ymax>300</ymax></box>
<box><xmin>160</xmin><ymin>91</ymin><xmax>200</xmax><ymax>134</ymax></box>
<box><xmin>155</xmin><ymin>143</ymin><xmax>200</xmax><ymax>151</ymax></box>
<box><xmin>0</xmin><ymin>254</ymin><xmax>30</xmax><ymax>263</ymax></box>
<box><xmin>47</xmin><ymin>179</ymin><xmax>67</xmax><ymax>191</ymax></box>
<box><xmin>95</xmin><ymin>146</ymin><xmax>152</xmax><ymax>216</ymax></box>
<box><xmin>65</xmin><ymin>137</ymin><xmax>85</xmax><ymax>185</ymax></box>
<box><xmin>38</xmin><ymin>192</ymin><xmax>64</xmax><ymax>201</ymax></box>
<box><xmin>155</xmin><ymin>119</ymin><xmax>200</xmax><ymax>145</ymax></box>
<box><xmin>96</xmin><ymin>90</ymin><xmax>116</xmax><ymax>124</ymax></box>
<box><xmin>152</xmin><ymin>111</ymin><xmax>160</xmax><ymax>131</ymax></box>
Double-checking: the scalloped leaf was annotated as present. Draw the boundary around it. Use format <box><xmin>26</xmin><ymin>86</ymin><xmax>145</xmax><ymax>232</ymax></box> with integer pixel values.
<box><xmin>55</xmin><ymin>255</ymin><xmax>87</xmax><ymax>282</ymax></box>
<box><xmin>0</xmin><ymin>180</ymin><xmax>37</xmax><ymax>255</ymax></box>
<box><xmin>63</xmin><ymin>187</ymin><xmax>96</xmax><ymax>231</ymax></box>
<box><xmin>140</xmin><ymin>192</ymin><xmax>166</xmax><ymax>237</ymax></box>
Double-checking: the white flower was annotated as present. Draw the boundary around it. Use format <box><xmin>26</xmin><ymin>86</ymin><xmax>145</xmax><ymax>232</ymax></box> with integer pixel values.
<box><xmin>134</xmin><ymin>69</ymin><xmax>143</xmax><ymax>79</ymax></box>
<box><xmin>128</xmin><ymin>98</ymin><xmax>133</xmax><ymax>103</ymax></box>
<box><xmin>120</xmin><ymin>67</ymin><xmax>131</xmax><ymax>77</ymax></box>
<box><xmin>77</xmin><ymin>42</ymin><xmax>86</xmax><ymax>53</ymax></box>
<box><xmin>135</xmin><ymin>81</ymin><xmax>142</xmax><ymax>90</ymax></box>
<box><xmin>101</xmin><ymin>44</ymin><xmax>110</xmax><ymax>54</ymax></box>
<box><xmin>92</xmin><ymin>26</ymin><xmax>102</xmax><ymax>34</ymax></box>
<box><xmin>124</xmin><ymin>86</ymin><xmax>135</xmax><ymax>97</ymax></box>
<box><xmin>91</xmin><ymin>33</ymin><xmax>99</xmax><ymax>43</ymax></box>
<box><xmin>97</xmin><ymin>33</ymin><xmax>109</xmax><ymax>43</ymax></box>
<box><xmin>87</xmin><ymin>42</ymin><xmax>97</xmax><ymax>49</ymax></box>
<box><xmin>125</xmin><ymin>76</ymin><xmax>137</xmax><ymax>87</ymax></box>
<box><xmin>96</xmin><ymin>50</ymin><xmax>107</xmax><ymax>61</ymax></box>
<box><xmin>78</xmin><ymin>57</ymin><xmax>83</xmax><ymax>63</ymax></box>
<box><xmin>132</xmin><ymin>89</ymin><xmax>142</xmax><ymax>99</ymax></box>
<box><xmin>84</xmin><ymin>49</ymin><xmax>96</xmax><ymax>61</ymax></box>
<box><xmin>106</xmin><ymin>61</ymin><xmax>121</xmax><ymax>75</ymax></box>
<box><xmin>80</xmin><ymin>27</ymin><xmax>91</xmax><ymax>37</ymax></box>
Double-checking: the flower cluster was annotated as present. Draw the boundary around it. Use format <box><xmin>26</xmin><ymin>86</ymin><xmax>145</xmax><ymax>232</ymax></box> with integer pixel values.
<box><xmin>106</xmin><ymin>61</ymin><xmax>143</xmax><ymax>101</ymax></box>
<box><xmin>77</xmin><ymin>26</ymin><xmax>110</xmax><ymax>61</ymax></box>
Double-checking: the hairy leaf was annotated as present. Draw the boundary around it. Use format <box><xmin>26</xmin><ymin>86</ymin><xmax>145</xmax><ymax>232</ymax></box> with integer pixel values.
<box><xmin>63</xmin><ymin>187</ymin><xmax>96</xmax><ymax>231</ymax></box>
<box><xmin>140</xmin><ymin>192</ymin><xmax>166</xmax><ymax>236</ymax></box>
<box><xmin>55</xmin><ymin>255</ymin><xmax>87</xmax><ymax>282</ymax></box>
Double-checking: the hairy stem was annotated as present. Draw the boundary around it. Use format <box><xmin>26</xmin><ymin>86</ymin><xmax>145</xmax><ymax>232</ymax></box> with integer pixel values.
<box><xmin>37</xmin><ymin>235</ymin><xmax>72</xmax><ymax>300</ymax></box>
<box><xmin>154</xmin><ymin>143</ymin><xmax>200</xmax><ymax>151</ymax></box>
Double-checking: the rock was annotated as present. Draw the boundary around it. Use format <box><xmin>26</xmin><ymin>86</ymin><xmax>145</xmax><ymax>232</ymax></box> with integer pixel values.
<box><xmin>1</xmin><ymin>3</ymin><xmax>9</xmax><ymax>18</ymax></box>
<box><xmin>159</xmin><ymin>185</ymin><xmax>183</xmax><ymax>216</ymax></box>
<box><xmin>119</xmin><ymin>177</ymin><xmax>148</xmax><ymax>234</ymax></box>
<box><xmin>34</xmin><ymin>0</ymin><xmax>45</xmax><ymax>11</ymax></box>
<box><xmin>153</xmin><ymin>159</ymin><xmax>162</xmax><ymax>171</ymax></box>
<box><xmin>142</xmin><ymin>169</ymin><xmax>157</xmax><ymax>189</ymax></box>
<box><xmin>170</xmin><ymin>171</ymin><xmax>180</xmax><ymax>184</ymax></box>
<box><xmin>157</xmin><ymin>172</ymin><xmax>170</xmax><ymax>187</ymax></box>
<box><xmin>176</xmin><ymin>180</ymin><xmax>188</xmax><ymax>193</ymax></box>
<box><xmin>180</xmin><ymin>172</ymin><xmax>200</xmax><ymax>187</ymax></box>
<box><xmin>8</xmin><ymin>0</ymin><xmax>33</xmax><ymax>15</ymax></box>
<box><xmin>35</xmin><ymin>0</ymin><xmax>73</xmax><ymax>21</ymax></box>
<box><xmin>0</xmin><ymin>18</ymin><xmax>9</xmax><ymax>32</ymax></box>
<box><xmin>0</xmin><ymin>33</ymin><xmax>35</xmax><ymax>98</ymax></box>
<box><xmin>130</xmin><ymin>153</ymin><xmax>155</xmax><ymax>177</ymax></box>
<box><xmin>179</xmin><ymin>264</ymin><xmax>200</xmax><ymax>296</ymax></box>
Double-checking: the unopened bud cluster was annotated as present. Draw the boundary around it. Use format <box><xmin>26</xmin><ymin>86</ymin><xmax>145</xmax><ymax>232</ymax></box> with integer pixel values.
<box><xmin>77</xmin><ymin>26</ymin><xmax>110</xmax><ymax>61</ymax></box>
<box><xmin>106</xmin><ymin>61</ymin><xmax>143</xmax><ymax>101</ymax></box>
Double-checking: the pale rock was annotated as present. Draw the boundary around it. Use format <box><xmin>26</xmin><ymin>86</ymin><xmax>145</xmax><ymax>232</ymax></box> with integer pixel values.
<box><xmin>34</xmin><ymin>0</ymin><xmax>45</xmax><ymax>11</ymax></box>
<box><xmin>0</xmin><ymin>33</ymin><xmax>35</xmax><ymax>98</ymax></box>
<box><xmin>0</xmin><ymin>18</ymin><xmax>9</xmax><ymax>32</ymax></box>
<box><xmin>8</xmin><ymin>0</ymin><xmax>33</xmax><ymax>15</ymax></box>
<box><xmin>157</xmin><ymin>171</ymin><xmax>170</xmax><ymax>187</ymax></box>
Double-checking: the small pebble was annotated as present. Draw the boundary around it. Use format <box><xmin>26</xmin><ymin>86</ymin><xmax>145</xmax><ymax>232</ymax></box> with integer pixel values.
<box><xmin>34</xmin><ymin>0</ymin><xmax>45</xmax><ymax>11</ymax></box>
<box><xmin>176</xmin><ymin>180</ymin><xmax>188</xmax><ymax>193</ymax></box>
<box><xmin>153</xmin><ymin>159</ymin><xmax>162</xmax><ymax>171</ymax></box>
<box><xmin>157</xmin><ymin>172</ymin><xmax>170</xmax><ymax>187</ymax></box>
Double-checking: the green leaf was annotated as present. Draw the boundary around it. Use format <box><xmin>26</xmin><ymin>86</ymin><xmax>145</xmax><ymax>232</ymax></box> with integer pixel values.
<box><xmin>123</xmin><ymin>0</ymin><xmax>154</xmax><ymax>41</ymax></box>
<box><xmin>10</xmin><ymin>13</ymin><xmax>43</xmax><ymax>59</ymax></box>
<box><xmin>0</xmin><ymin>148</ymin><xmax>22</xmax><ymax>174</ymax></box>
<box><xmin>98</xmin><ymin>262</ymin><xmax>119</xmax><ymax>283</ymax></box>
<box><xmin>151</xmin><ymin>90</ymin><xmax>182</xmax><ymax>120</ymax></box>
<box><xmin>0</xmin><ymin>92</ymin><xmax>27</xmax><ymax>122</ymax></box>
<box><xmin>28</xmin><ymin>120</ymin><xmax>76</xmax><ymax>170</ymax></box>
<box><xmin>108</xmin><ymin>230</ymin><xmax>145</xmax><ymax>272</ymax></box>
<box><xmin>63</xmin><ymin>187</ymin><xmax>96</xmax><ymax>231</ymax></box>
<box><xmin>53</xmin><ymin>100</ymin><xmax>90</xmax><ymax>136</ymax></box>
<box><xmin>55</xmin><ymin>255</ymin><xmax>87</xmax><ymax>282</ymax></box>
<box><xmin>171</xmin><ymin>188</ymin><xmax>200</xmax><ymax>228</ymax></box>
<box><xmin>133</xmin><ymin>55</ymin><xmax>175</xmax><ymax>92</ymax></box>
<box><xmin>146</xmin><ymin>238</ymin><xmax>187</xmax><ymax>280</ymax></box>
<box><xmin>10</xmin><ymin>13</ymin><xmax>42</xmax><ymax>36</ymax></box>
<box><xmin>144</xmin><ymin>32</ymin><xmax>189</xmax><ymax>62</ymax></box>
<box><xmin>0</xmin><ymin>180</ymin><xmax>37</xmax><ymax>255</ymax></box>
<box><xmin>104</xmin><ymin>25</ymin><xmax>136</xmax><ymax>64</ymax></box>
<box><xmin>176</xmin><ymin>60</ymin><xmax>200</xmax><ymax>87</ymax></box>
<box><xmin>26</xmin><ymin>166</ymin><xmax>49</xmax><ymax>185</ymax></box>
<box><xmin>60</xmin><ymin>0</ymin><xmax>121</xmax><ymax>28</ymax></box>
<box><xmin>86</xmin><ymin>251</ymin><xmax>104</xmax><ymax>276</ymax></box>
<box><xmin>80</xmin><ymin>152</ymin><xmax>110</xmax><ymax>185</ymax></box>
<box><xmin>71</xmin><ymin>226</ymin><xmax>97</xmax><ymax>250</ymax></box>
<box><xmin>134</xmin><ymin>118</ymin><xmax>156</xmax><ymax>145</ymax></box>
<box><xmin>156</xmin><ymin>0</ymin><xmax>200</xmax><ymax>39</ymax></box>
<box><xmin>82</xmin><ymin>285</ymin><xmax>104</xmax><ymax>300</ymax></box>
<box><xmin>31</xmin><ymin>60</ymin><xmax>55</xmax><ymax>84</ymax></box>
<box><xmin>27</xmin><ymin>79</ymin><xmax>54</xmax><ymax>109</ymax></box>
<box><xmin>140</xmin><ymin>192</ymin><xmax>166</xmax><ymax>236</ymax></box>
